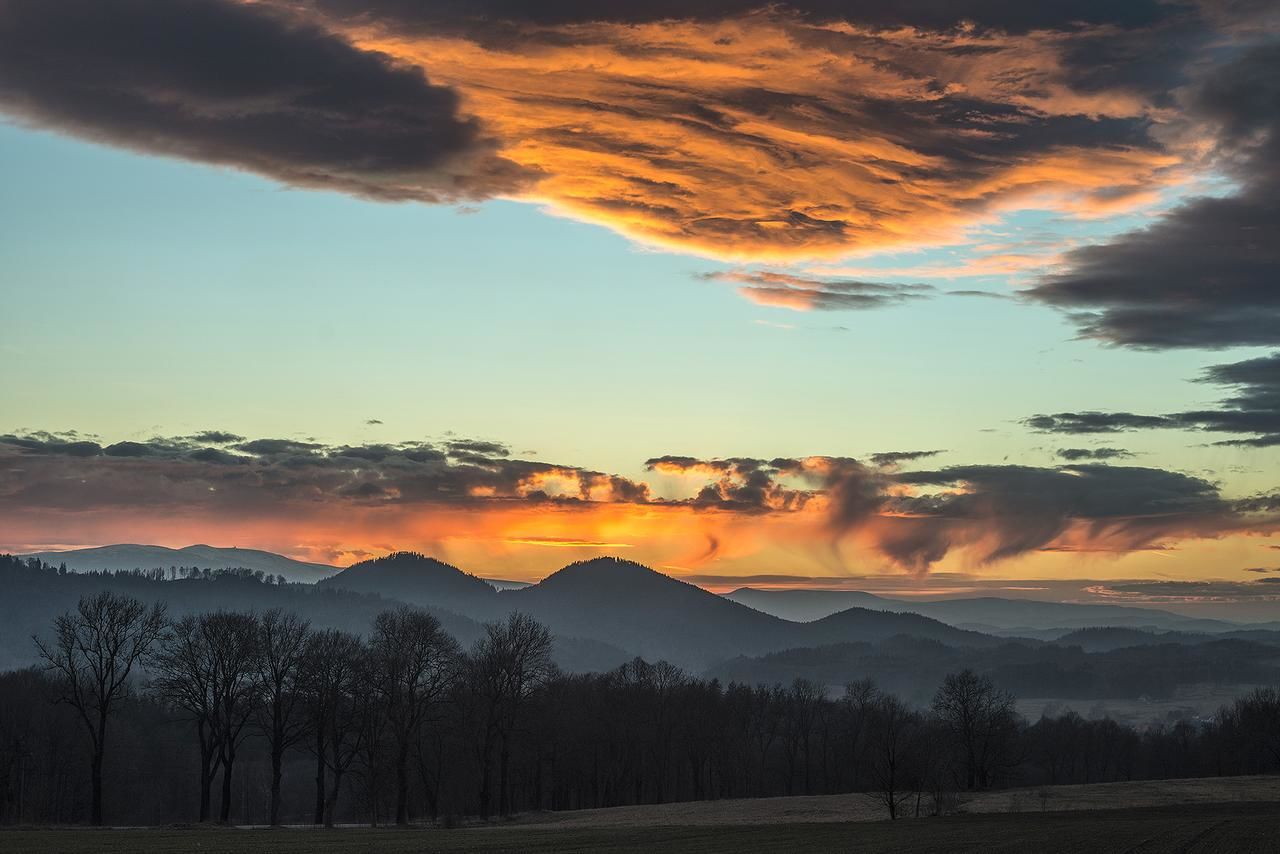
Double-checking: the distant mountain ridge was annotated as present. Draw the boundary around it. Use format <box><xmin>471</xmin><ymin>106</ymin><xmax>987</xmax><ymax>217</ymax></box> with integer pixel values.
<box><xmin>724</xmin><ymin>587</ymin><xmax>1251</xmax><ymax>633</ymax></box>
<box><xmin>320</xmin><ymin>554</ymin><xmax>1004</xmax><ymax>669</ymax></box>
<box><xmin>22</xmin><ymin>543</ymin><xmax>339</xmax><ymax>583</ymax></box>
<box><xmin>22</xmin><ymin>547</ymin><xmax>1273</xmax><ymax>673</ymax></box>
<box><xmin>10</xmin><ymin>549</ymin><xmax>1280</xmax><ymax>692</ymax></box>
<box><xmin>0</xmin><ymin>553</ymin><xmax>631</xmax><ymax>674</ymax></box>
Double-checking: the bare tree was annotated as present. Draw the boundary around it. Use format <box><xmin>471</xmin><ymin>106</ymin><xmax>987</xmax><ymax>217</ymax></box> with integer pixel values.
<box><xmin>748</xmin><ymin>684</ymin><xmax>785</xmax><ymax>796</ymax></box>
<box><xmin>840</xmin><ymin>678</ymin><xmax>878</xmax><ymax>790</ymax></box>
<box><xmin>781</xmin><ymin>679</ymin><xmax>824</xmax><ymax>796</ymax></box>
<box><xmin>867</xmin><ymin>694</ymin><xmax>919</xmax><ymax>820</ymax></box>
<box><xmin>149</xmin><ymin>614</ymin><xmax>222</xmax><ymax>821</ymax></box>
<box><xmin>33</xmin><ymin>592</ymin><xmax>166</xmax><ymax>825</ymax></box>
<box><xmin>204</xmin><ymin>612</ymin><xmax>261</xmax><ymax>822</ymax></box>
<box><xmin>303</xmin><ymin>629</ymin><xmax>366</xmax><ymax>827</ymax></box>
<box><xmin>254</xmin><ymin>609</ymin><xmax>311</xmax><ymax>825</ymax></box>
<box><xmin>366</xmin><ymin>608</ymin><xmax>460</xmax><ymax>825</ymax></box>
<box><xmin>931</xmin><ymin>669</ymin><xmax>1019</xmax><ymax>790</ymax></box>
<box><xmin>469</xmin><ymin>613</ymin><xmax>555</xmax><ymax>818</ymax></box>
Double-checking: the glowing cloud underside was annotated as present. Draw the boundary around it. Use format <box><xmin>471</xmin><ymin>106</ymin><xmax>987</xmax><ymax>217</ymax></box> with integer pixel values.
<box><xmin>2</xmin><ymin>433</ymin><xmax>1276</xmax><ymax>578</ymax></box>
<box><xmin>351</xmin><ymin>14</ymin><xmax>1182</xmax><ymax>260</ymax></box>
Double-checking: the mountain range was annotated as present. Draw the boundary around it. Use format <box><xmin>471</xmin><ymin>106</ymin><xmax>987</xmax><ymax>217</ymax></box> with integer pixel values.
<box><xmin>317</xmin><ymin>554</ymin><xmax>1000</xmax><ymax>668</ymax></box>
<box><xmin>11</xmin><ymin>548</ymin><xmax>1280</xmax><ymax>700</ymax></box>
<box><xmin>19</xmin><ymin>545</ymin><xmax>1279</xmax><ymax>665</ymax></box>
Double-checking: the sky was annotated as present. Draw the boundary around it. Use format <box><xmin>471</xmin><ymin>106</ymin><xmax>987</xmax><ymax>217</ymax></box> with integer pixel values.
<box><xmin>1</xmin><ymin>0</ymin><xmax>1279</xmax><ymax>606</ymax></box>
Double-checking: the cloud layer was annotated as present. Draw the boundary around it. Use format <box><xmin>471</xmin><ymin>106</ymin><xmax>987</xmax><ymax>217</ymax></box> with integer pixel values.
<box><xmin>646</xmin><ymin>452</ymin><xmax>1275</xmax><ymax>571</ymax></box>
<box><xmin>5</xmin><ymin>431</ymin><xmax>1275</xmax><ymax>572</ymax></box>
<box><xmin>3</xmin><ymin>0</ymin><xmax>1249</xmax><ymax>261</ymax></box>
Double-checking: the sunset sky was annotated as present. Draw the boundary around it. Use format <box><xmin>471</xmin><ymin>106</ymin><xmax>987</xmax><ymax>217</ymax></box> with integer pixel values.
<box><xmin>2</xmin><ymin>0</ymin><xmax>1278</xmax><ymax>600</ymax></box>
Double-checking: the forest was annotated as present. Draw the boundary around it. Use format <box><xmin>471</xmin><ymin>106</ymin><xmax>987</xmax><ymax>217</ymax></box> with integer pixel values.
<box><xmin>2</xmin><ymin>581</ymin><xmax>1280</xmax><ymax>828</ymax></box>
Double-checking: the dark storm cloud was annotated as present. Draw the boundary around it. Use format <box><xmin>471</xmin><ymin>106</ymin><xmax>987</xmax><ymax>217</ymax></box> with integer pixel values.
<box><xmin>1025</xmin><ymin>43</ymin><xmax>1280</xmax><ymax>349</ymax></box>
<box><xmin>1027</xmin><ymin>352</ymin><xmax>1280</xmax><ymax>447</ymax></box>
<box><xmin>0</xmin><ymin>0</ymin><xmax>529</xmax><ymax>203</ymax></box>
<box><xmin>1055</xmin><ymin>448</ymin><xmax>1134</xmax><ymax>461</ymax></box>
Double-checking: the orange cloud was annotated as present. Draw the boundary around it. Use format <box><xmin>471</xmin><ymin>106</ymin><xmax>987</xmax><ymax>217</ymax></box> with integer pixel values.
<box><xmin>335</xmin><ymin>12</ymin><xmax>1189</xmax><ymax>261</ymax></box>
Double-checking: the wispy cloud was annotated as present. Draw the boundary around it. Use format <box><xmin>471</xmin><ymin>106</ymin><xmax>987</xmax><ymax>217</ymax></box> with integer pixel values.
<box><xmin>704</xmin><ymin>270</ymin><xmax>932</xmax><ymax>311</ymax></box>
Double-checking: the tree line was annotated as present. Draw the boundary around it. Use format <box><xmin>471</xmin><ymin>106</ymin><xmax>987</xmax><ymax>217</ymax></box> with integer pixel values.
<box><xmin>2</xmin><ymin>591</ymin><xmax>1279</xmax><ymax>826</ymax></box>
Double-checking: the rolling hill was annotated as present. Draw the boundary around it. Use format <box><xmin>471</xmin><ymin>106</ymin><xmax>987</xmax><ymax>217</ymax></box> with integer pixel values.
<box><xmin>503</xmin><ymin>557</ymin><xmax>797</xmax><ymax>667</ymax></box>
<box><xmin>317</xmin><ymin>551</ymin><xmax>502</xmax><ymax>616</ymax></box>
<box><xmin>33</xmin><ymin>549</ymin><xmax>1257</xmax><ymax>675</ymax></box>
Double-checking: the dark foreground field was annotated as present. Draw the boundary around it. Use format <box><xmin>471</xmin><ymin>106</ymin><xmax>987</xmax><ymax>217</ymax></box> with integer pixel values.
<box><xmin>5</xmin><ymin>802</ymin><xmax>1280</xmax><ymax>854</ymax></box>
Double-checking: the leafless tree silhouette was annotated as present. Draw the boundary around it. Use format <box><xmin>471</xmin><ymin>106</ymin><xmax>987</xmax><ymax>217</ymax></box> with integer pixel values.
<box><xmin>33</xmin><ymin>592</ymin><xmax>166</xmax><ymax>825</ymax></box>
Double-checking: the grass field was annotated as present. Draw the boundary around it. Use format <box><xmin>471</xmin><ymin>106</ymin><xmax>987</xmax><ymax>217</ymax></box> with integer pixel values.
<box><xmin>4</xmin><ymin>801</ymin><xmax>1280</xmax><ymax>853</ymax></box>
<box><xmin>504</xmin><ymin>774</ymin><xmax>1280</xmax><ymax>829</ymax></box>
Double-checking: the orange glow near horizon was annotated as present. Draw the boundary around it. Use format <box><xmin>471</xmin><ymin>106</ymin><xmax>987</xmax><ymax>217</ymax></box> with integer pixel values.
<box><xmin>6</xmin><ymin>493</ymin><xmax>1278</xmax><ymax>588</ymax></box>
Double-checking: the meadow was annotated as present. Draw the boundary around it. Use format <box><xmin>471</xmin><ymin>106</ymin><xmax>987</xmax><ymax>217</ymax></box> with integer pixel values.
<box><xmin>4</xmin><ymin>779</ymin><xmax>1280</xmax><ymax>854</ymax></box>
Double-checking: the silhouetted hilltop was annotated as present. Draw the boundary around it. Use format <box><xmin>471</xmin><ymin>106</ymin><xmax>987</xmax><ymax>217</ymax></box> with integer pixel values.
<box><xmin>531</xmin><ymin>556</ymin><xmax>681</xmax><ymax>591</ymax></box>
<box><xmin>317</xmin><ymin>551</ymin><xmax>499</xmax><ymax>616</ymax></box>
<box><xmin>508</xmin><ymin>557</ymin><xmax>796</xmax><ymax>667</ymax></box>
<box><xmin>804</xmin><ymin>606</ymin><xmax>1007</xmax><ymax>649</ymax></box>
